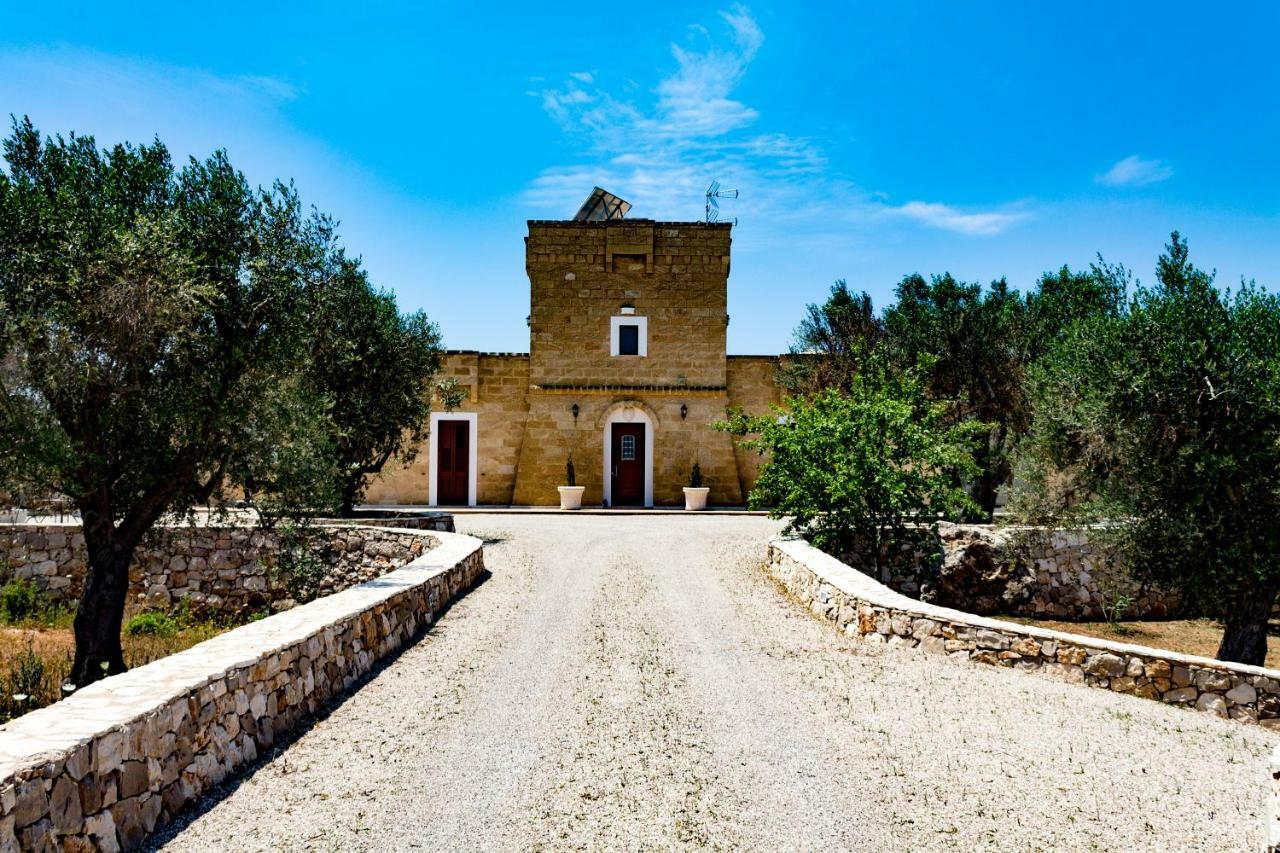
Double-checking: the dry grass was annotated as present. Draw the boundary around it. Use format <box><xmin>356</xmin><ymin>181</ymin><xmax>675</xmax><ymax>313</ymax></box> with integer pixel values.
<box><xmin>0</xmin><ymin>616</ymin><xmax>231</xmax><ymax>723</ymax></box>
<box><xmin>1007</xmin><ymin>616</ymin><xmax>1280</xmax><ymax>669</ymax></box>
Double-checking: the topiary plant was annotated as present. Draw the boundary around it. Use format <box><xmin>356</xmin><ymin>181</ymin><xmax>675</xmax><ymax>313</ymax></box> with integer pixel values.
<box><xmin>566</xmin><ymin>456</ymin><xmax>576</xmax><ymax>487</ymax></box>
<box><xmin>688</xmin><ymin>462</ymin><xmax>703</xmax><ymax>489</ymax></box>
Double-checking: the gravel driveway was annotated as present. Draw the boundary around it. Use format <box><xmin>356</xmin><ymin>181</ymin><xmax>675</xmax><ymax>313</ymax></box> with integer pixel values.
<box><xmin>153</xmin><ymin>514</ymin><xmax>1273</xmax><ymax>851</ymax></box>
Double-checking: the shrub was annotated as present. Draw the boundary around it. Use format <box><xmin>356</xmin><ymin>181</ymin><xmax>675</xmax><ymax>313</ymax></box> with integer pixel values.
<box><xmin>268</xmin><ymin>522</ymin><xmax>331</xmax><ymax>604</ymax></box>
<box><xmin>0</xmin><ymin>579</ymin><xmax>38</xmax><ymax>623</ymax></box>
<box><xmin>124</xmin><ymin>611</ymin><xmax>179</xmax><ymax>637</ymax></box>
<box><xmin>718</xmin><ymin>358</ymin><xmax>987</xmax><ymax>572</ymax></box>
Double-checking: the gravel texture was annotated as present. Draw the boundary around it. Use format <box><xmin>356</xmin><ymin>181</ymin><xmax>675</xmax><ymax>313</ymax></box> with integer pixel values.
<box><xmin>152</xmin><ymin>514</ymin><xmax>1274</xmax><ymax>851</ymax></box>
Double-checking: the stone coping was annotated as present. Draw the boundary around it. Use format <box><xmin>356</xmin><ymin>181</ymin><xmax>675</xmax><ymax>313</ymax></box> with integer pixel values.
<box><xmin>0</xmin><ymin>526</ymin><xmax>484</xmax><ymax>849</ymax></box>
<box><xmin>0</xmin><ymin>526</ymin><xmax>474</xmax><ymax>772</ymax></box>
<box><xmin>775</xmin><ymin>535</ymin><xmax>1280</xmax><ymax>849</ymax></box>
<box><xmin>772</xmin><ymin>536</ymin><xmax>1280</xmax><ymax>681</ymax></box>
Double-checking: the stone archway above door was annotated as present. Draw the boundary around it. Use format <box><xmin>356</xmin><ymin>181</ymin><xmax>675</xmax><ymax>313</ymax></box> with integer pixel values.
<box><xmin>596</xmin><ymin>398</ymin><xmax>662</xmax><ymax>431</ymax></box>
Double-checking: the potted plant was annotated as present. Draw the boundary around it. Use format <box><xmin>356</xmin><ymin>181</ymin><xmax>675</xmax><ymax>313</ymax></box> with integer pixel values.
<box><xmin>683</xmin><ymin>462</ymin><xmax>709</xmax><ymax>511</ymax></box>
<box><xmin>558</xmin><ymin>456</ymin><xmax>585</xmax><ymax>510</ymax></box>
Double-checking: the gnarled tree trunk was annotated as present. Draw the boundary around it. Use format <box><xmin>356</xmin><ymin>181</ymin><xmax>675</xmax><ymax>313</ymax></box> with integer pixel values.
<box><xmin>70</xmin><ymin>510</ymin><xmax>137</xmax><ymax>686</ymax></box>
<box><xmin>1216</xmin><ymin>577</ymin><xmax>1280</xmax><ymax>666</ymax></box>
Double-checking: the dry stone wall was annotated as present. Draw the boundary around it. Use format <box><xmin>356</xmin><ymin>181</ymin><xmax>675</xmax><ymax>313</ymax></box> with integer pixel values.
<box><xmin>0</xmin><ymin>515</ymin><xmax>454</xmax><ymax>617</ymax></box>
<box><xmin>840</xmin><ymin>523</ymin><xmax>1179</xmax><ymax>621</ymax></box>
<box><xmin>770</xmin><ymin>536</ymin><xmax>1280</xmax><ymax>728</ymax></box>
<box><xmin>0</xmin><ymin>526</ymin><xmax>484</xmax><ymax>851</ymax></box>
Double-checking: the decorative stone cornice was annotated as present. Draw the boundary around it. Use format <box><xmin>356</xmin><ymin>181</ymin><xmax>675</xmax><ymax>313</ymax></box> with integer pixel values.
<box><xmin>531</xmin><ymin>383</ymin><xmax>728</xmax><ymax>396</ymax></box>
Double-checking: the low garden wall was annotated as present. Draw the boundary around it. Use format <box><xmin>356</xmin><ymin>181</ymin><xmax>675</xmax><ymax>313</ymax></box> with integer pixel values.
<box><xmin>0</xmin><ymin>514</ymin><xmax>455</xmax><ymax>616</ymax></box>
<box><xmin>0</xmin><ymin>525</ymin><xmax>484</xmax><ymax>850</ymax></box>
<box><xmin>770</xmin><ymin>536</ymin><xmax>1280</xmax><ymax>727</ymax></box>
<box><xmin>842</xmin><ymin>522</ymin><xmax>1179</xmax><ymax>620</ymax></box>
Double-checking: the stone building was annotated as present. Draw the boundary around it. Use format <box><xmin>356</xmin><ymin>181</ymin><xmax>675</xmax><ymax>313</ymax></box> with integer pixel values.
<box><xmin>365</xmin><ymin>214</ymin><xmax>783</xmax><ymax>507</ymax></box>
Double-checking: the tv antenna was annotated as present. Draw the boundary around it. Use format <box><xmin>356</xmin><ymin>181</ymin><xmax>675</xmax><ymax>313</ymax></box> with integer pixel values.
<box><xmin>705</xmin><ymin>180</ymin><xmax>739</xmax><ymax>224</ymax></box>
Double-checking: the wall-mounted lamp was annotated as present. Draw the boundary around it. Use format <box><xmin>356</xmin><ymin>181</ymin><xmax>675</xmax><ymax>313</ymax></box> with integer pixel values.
<box><xmin>680</xmin><ymin>403</ymin><xmax>688</xmax><ymax>420</ymax></box>
<box><xmin>571</xmin><ymin>403</ymin><xmax>580</xmax><ymax>420</ymax></box>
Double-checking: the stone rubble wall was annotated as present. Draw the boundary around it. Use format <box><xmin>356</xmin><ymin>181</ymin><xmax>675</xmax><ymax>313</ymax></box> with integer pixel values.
<box><xmin>769</xmin><ymin>536</ymin><xmax>1280</xmax><ymax>729</ymax></box>
<box><xmin>1005</xmin><ymin>526</ymin><xmax>1178</xmax><ymax>619</ymax></box>
<box><xmin>0</xmin><ymin>526</ymin><xmax>484</xmax><ymax>851</ymax></box>
<box><xmin>841</xmin><ymin>523</ymin><xmax>1179</xmax><ymax>621</ymax></box>
<box><xmin>0</xmin><ymin>514</ymin><xmax>455</xmax><ymax>617</ymax></box>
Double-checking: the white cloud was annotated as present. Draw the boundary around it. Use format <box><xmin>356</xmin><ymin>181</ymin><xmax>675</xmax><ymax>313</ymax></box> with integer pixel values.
<box><xmin>525</xmin><ymin>5</ymin><xmax>1025</xmax><ymax>239</ymax></box>
<box><xmin>891</xmin><ymin>201</ymin><xmax>1029</xmax><ymax>236</ymax></box>
<box><xmin>1097</xmin><ymin>155</ymin><xmax>1173</xmax><ymax>188</ymax></box>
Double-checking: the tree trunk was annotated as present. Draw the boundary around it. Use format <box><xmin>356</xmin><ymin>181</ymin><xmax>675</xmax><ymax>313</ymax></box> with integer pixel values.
<box><xmin>966</xmin><ymin>429</ymin><xmax>1009</xmax><ymax>523</ymax></box>
<box><xmin>969</xmin><ymin>467</ymin><xmax>1002</xmax><ymax>523</ymax></box>
<box><xmin>70</xmin><ymin>512</ymin><xmax>135</xmax><ymax>686</ymax></box>
<box><xmin>339</xmin><ymin>478</ymin><xmax>360</xmax><ymax>518</ymax></box>
<box><xmin>1216</xmin><ymin>577</ymin><xmax>1280</xmax><ymax>666</ymax></box>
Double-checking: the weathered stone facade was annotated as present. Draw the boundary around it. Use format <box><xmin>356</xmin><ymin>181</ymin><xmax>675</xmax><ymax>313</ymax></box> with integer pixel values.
<box><xmin>0</xmin><ymin>516</ymin><xmax>454</xmax><ymax>617</ymax></box>
<box><xmin>770</xmin><ymin>536</ymin><xmax>1280</xmax><ymax>728</ymax></box>
<box><xmin>363</xmin><ymin>219</ymin><xmax>784</xmax><ymax>507</ymax></box>
<box><xmin>0</xmin><ymin>527</ymin><xmax>484</xmax><ymax>851</ymax></box>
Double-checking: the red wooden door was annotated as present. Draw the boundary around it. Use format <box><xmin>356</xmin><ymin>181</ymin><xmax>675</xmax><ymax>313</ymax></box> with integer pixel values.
<box><xmin>436</xmin><ymin>420</ymin><xmax>470</xmax><ymax>505</ymax></box>
<box><xmin>611</xmin><ymin>423</ymin><xmax>645</xmax><ymax>506</ymax></box>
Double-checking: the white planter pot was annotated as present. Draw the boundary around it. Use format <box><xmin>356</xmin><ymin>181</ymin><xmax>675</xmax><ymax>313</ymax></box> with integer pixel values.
<box><xmin>683</xmin><ymin>487</ymin><xmax>709</xmax><ymax>511</ymax></box>
<box><xmin>558</xmin><ymin>486</ymin><xmax>585</xmax><ymax>510</ymax></box>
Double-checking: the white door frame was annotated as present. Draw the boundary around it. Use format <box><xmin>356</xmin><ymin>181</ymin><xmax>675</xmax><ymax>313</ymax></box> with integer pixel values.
<box><xmin>428</xmin><ymin>412</ymin><xmax>478</xmax><ymax>507</ymax></box>
<box><xmin>602</xmin><ymin>407</ymin><xmax>653</xmax><ymax>508</ymax></box>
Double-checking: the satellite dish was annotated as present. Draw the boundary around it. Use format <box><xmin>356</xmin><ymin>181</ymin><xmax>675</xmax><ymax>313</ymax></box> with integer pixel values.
<box><xmin>574</xmin><ymin>187</ymin><xmax>632</xmax><ymax>221</ymax></box>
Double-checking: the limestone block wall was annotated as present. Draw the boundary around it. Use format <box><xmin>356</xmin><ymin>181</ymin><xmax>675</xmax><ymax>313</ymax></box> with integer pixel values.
<box><xmin>362</xmin><ymin>349</ymin><xmax>785</xmax><ymax>508</ymax></box>
<box><xmin>526</xmin><ymin>220</ymin><xmax>732</xmax><ymax>389</ymax></box>
<box><xmin>363</xmin><ymin>353</ymin><xmax>532</xmax><ymax>506</ymax></box>
<box><xmin>0</xmin><ymin>527</ymin><xmax>484</xmax><ymax>851</ymax></box>
<box><xmin>510</xmin><ymin>392</ymin><xmax>746</xmax><ymax>507</ymax></box>
<box><xmin>726</xmin><ymin>355</ymin><xmax>784</xmax><ymax>499</ymax></box>
<box><xmin>0</xmin><ymin>515</ymin><xmax>455</xmax><ymax>616</ymax></box>
<box><xmin>769</xmin><ymin>536</ymin><xmax>1280</xmax><ymax>728</ymax></box>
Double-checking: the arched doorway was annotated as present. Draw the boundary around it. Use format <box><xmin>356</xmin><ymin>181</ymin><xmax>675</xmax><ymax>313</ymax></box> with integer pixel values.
<box><xmin>602</xmin><ymin>403</ymin><xmax>655</xmax><ymax>507</ymax></box>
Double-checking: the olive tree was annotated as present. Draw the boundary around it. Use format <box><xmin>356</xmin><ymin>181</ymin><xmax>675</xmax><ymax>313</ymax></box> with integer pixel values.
<box><xmin>882</xmin><ymin>274</ymin><xmax>1029</xmax><ymax>521</ymax></box>
<box><xmin>303</xmin><ymin>240</ymin><xmax>443</xmax><ymax>516</ymax></box>
<box><xmin>0</xmin><ymin>119</ymin><xmax>330</xmax><ymax>684</ymax></box>
<box><xmin>881</xmin><ymin>267</ymin><xmax>1126</xmax><ymax>521</ymax></box>
<box><xmin>777</xmin><ymin>280</ymin><xmax>883</xmax><ymax>396</ymax></box>
<box><xmin>1024</xmin><ymin>233</ymin><xmax>1280</xmax><ymax>665</ymax></box>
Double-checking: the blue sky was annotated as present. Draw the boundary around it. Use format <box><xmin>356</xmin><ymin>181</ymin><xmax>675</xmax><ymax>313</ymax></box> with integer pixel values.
<box><xmin>3</xmin><ymin>3</ymin><xmax>1278</xmax><ymax>353</ymax></box>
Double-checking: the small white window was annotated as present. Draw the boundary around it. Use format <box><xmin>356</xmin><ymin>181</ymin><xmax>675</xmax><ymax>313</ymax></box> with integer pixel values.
<box><xmin>621</xmin><ymin>434</ymin><xmax>636</xmax><ymax>460</ymax></box>
<box><xmin>610</xmin><ymin>315</ymin><xmax>648</xmax><ymax>357</ymax></box>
